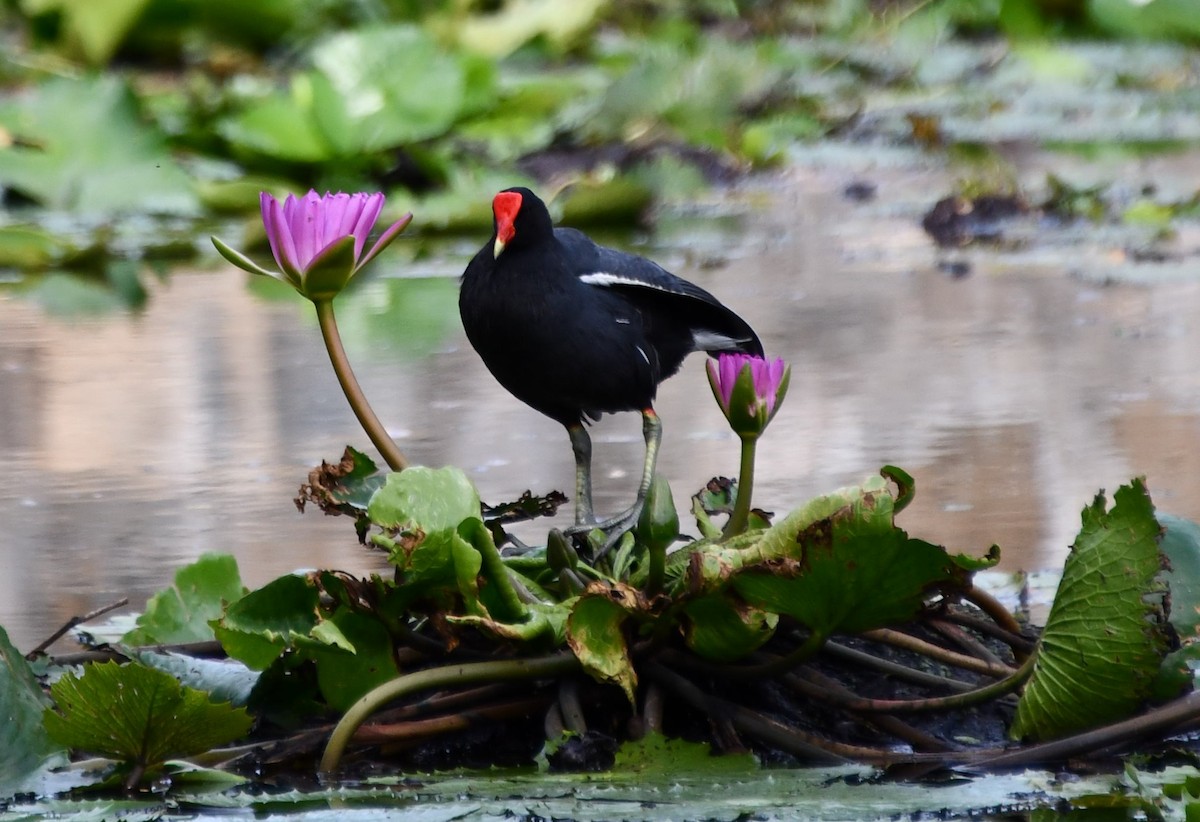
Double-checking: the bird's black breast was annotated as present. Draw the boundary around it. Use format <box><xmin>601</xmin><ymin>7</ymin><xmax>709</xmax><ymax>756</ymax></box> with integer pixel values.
<box><xmin>460</xmin><ymin>239</ymin><xmax>660</xmax><ymax>426</ymax></box>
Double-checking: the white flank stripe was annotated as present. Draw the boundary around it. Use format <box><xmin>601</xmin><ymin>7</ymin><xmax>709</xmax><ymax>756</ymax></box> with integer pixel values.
<box><xmin>636</xmin><ymin>345</ymin><xmax>651</xmax><ymax>365</ymax></box>
<box><xmin>579</xmin><ymin>272</ymin><xmax>671</xmax><ymax>292</ymax></box>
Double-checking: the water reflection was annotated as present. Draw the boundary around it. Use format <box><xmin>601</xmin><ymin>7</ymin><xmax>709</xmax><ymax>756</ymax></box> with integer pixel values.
<box><xmin>3</xmin><ymin>170</ymin><xmax>1200</xmax><ymax>651</ymax></box>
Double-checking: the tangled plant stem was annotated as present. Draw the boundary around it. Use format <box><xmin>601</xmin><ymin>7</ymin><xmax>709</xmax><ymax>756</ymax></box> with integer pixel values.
<box><xmin>319</xmin><ymin>653</ymin><xmax>581</xmax><ymax>774</ymax></box>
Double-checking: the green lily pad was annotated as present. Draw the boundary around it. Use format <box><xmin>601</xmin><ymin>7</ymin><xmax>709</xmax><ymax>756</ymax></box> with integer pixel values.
<box><xmin>43</xmin><ymin>661</ymin><xmax>252</xmax><ymax>771</ymax></box>
<box><xmin>219</xmin><ymin>24</ymin><xmax>470</xmax><ymax>163</ymax></box>
<box><xmin>0</xmin><ymin>76</ymin><xmax>197</xmax><ymax>214</ymax></box>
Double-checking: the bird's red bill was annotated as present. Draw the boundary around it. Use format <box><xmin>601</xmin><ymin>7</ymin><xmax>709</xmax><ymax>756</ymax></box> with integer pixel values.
<box><xmin>493</xmin><ymin>190</ymin><xmax>522</xmax><ymax>248</ymax></box>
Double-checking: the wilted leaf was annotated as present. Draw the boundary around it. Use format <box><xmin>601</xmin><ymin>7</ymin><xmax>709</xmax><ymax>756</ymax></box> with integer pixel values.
<box><xmin>43</xmin><ymin>661</ymin><xmax>252</xmax><ymax>769</ymax></box>
<box><xmin>449</xmin><ymin>601</ymin><xmax>570</xmax><ymax>644</ymax></box>
<box><xmin>1011</xmin><ymin>479</ymin><xmax>1170</xmax><ymax>741</ymax></box>
<box><xmin>295</xmin><ymin>447</ymin><xmax>384</xmax><ymax>539</ymax></box>
<box><xmin>677</xmin><ymin>471</ymin><xmax>994</xmax><ymax>639</ymax></box>
<box><xmin>566</xmin><ymin>583</ymin><xmax>642</xmax><ymax>703</ymax></box>
<box><xmin>123</xmin><ymin>553</ymin><xmax>245</xmax><ymax>646</ymax></box>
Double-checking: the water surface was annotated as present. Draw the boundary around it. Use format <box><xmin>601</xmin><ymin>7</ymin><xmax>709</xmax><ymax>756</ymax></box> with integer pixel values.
<box><xmin>4</xmin><ymin>160</ymin><xmax>1200</xmax><ymax>651</ymax></box>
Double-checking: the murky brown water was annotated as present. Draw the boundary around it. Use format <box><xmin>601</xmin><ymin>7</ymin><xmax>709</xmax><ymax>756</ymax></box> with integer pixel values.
<box><xmin>4</xmin><ymin>157</ymin><xmax>1200</xmax><ymax>651</ymax></box>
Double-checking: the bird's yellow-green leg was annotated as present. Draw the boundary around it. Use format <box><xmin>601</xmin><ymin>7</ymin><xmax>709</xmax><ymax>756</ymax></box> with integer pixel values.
<box><xmin>567</xmin><ymin>423</ymin><xmax>594</xmax><ymax>527</ymax></box>
<box><xmin>566</xmin><ymin>409</ymin><xmax>662</xmax><ymax>555</ymax></box>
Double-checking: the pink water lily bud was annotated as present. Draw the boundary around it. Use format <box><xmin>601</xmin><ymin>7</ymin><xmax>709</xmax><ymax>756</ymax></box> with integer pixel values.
<box><xmin>706</xmin><ymin>353</ymin><xmax>790</xmax><ymax>438</ymax></box>
<box><xmin>212</xmin><ymin>190</ymin><xmax>412</xmax><ymax>302</ymax></box>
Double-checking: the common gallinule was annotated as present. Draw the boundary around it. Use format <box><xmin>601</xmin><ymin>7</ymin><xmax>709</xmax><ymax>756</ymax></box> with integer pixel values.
<box><xmin>459</xmin><ymin>187</ymin><xmax>763</xmax><ymax>544</ymax></box>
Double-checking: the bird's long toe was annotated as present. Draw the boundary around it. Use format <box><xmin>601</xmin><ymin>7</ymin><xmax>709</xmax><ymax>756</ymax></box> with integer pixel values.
<box><xmin>563</xmin><ymin>502</ymin><xmax>645</xmax><ymax>558</ymax></box>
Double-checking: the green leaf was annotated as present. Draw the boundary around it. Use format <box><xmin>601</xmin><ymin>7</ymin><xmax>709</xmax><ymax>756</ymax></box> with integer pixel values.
<box><xmin>22</xmin><ymin>0</ymin><xmax>151</xmax><ymax>65</ymax></box>
<box><xmin>0</xmin><ymin>625</ymin><xmax>61</xmax><ymax>791</ymax></box>
<box><xmin>213</xmin><ymin>574</ymin><xmax>322</xmax><ymax>670</ymax></box>
<box><xmin>566</xmin><ymin>584</ymin><xmax>640</xmax><ymax>703</ymax></box>
<box><xmin>122</xmin><ymin>553</ymin><xmax>246</xmax><ymax>646</ymax></box>
<box><xmin>683</xmin><ymin>595</ymin><xmax>777</xmax><ymax>663</ymax></box>
<box><xmin>333</xmin><ymin>277</ymin><xmax>468</xmax><ymax>360</ymax></box>
<box><xmin>0</xmin><ymin>76</ymin><xmax>197</xmax><ymax>214</ymax></box>
<box><xmin>1011</xmin><ymin>479</ymin><xmax>1170</xmax><ymax>741</ymax></box>
<box><xmin>43</xmin><ymin>661</ymin><xmax>252</xmax><ymax>769</ymax></box>
<box><xmin>1148</xmin><ymin>514</ymin><xmax>1200</xmax><ymax>700</ymax></box>
<box><xmin>368</xmin><ymin>465</ymin><xmax>482</xmax><ymax>535</ymax></box>
<box><xmin>310</xmin><ymin>609</ymin><xmax>400</xmax><ymax>712</ymax></box>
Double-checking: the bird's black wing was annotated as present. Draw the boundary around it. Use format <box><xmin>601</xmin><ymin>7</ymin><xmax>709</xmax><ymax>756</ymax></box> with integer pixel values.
<box><xmin>555</xmin><ymin>228</ymin><xmax>764</xmax><ymax>357</ymax></box>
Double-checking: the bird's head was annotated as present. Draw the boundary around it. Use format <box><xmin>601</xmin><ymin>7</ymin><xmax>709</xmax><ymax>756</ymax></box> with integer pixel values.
<box><xmin>491</xmin><ymin>187</ymin><xmax>551</xmax><ymax>259</ymax></box>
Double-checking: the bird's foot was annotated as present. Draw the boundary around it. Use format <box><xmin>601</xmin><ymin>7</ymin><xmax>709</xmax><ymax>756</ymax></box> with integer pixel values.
<box><xmin>564</xmin><ymin>503</ymin><xmax>645</xmax><ymax>560</ymax></box>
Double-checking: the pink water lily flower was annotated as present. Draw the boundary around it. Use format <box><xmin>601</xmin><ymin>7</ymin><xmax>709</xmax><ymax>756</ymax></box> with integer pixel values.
<box><xmin>212</xmin><ymin>190</ymin><xmax>412</xmax><ymax>301</ymax></box>
<box><xmin>707</xmin><ymin>353</ymin><xmax>790</xmax><ymax>437</ymax></box>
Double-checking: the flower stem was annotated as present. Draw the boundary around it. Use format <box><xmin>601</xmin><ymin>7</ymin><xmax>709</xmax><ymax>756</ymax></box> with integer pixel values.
<box><xmin>313</xmin><ymin>298</ymin><xmax>408</xmax><ymax>472</ymax></box>
<box><xmin>723</xmin><ymin>435</ymin><xmax>757</xmax><ymax>538</ymax></box>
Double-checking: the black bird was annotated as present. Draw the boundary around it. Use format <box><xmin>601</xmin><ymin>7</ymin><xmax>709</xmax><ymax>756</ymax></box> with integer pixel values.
<box><xmin>459</xmin><ymin>187</ymin><xmax>763</xmax><ymax>543</ymax></box>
